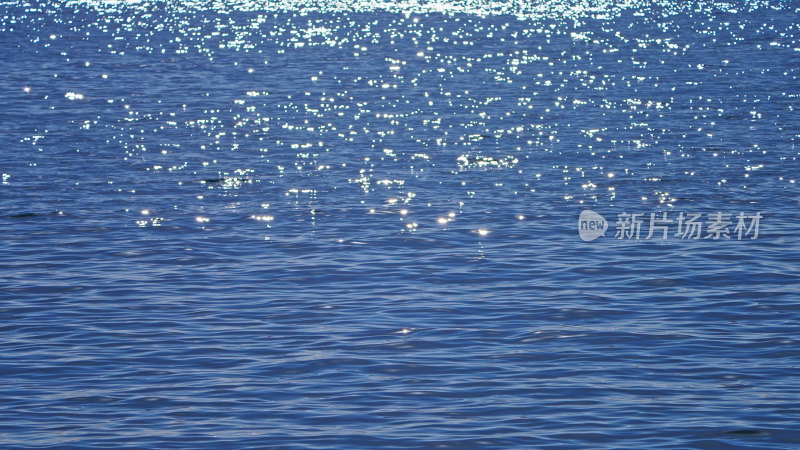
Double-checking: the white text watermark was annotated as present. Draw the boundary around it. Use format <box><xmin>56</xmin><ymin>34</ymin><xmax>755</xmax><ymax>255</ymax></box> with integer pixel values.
<box><xmin>579</xmin><ymin>210</ymin><xmax>762</xmax><ymax>242</ymax></box>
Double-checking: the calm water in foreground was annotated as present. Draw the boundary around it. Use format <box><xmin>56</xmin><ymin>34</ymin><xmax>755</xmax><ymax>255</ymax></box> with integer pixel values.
<box><xmin>1</xmin><ymin>0</ymin><xmax>800</xmax><ymax>447</ymax></box>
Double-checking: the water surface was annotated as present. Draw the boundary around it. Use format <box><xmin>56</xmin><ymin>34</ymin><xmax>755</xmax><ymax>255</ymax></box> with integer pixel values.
<box><xmin>1</xmin><ymin>0</ymin><xmax>800</xmax><ymax>447</ymax></box>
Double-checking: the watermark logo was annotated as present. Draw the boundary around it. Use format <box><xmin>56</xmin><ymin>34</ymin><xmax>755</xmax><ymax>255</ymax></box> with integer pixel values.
<box><xmin>578</xmin><ymin>210</ymin><xmax>608</xmax><ymax>241</ymax></box>
<box><xmin>578</xmin><ymin>211</ymin><xmax>762</xmax><ymax>241</ymax></box>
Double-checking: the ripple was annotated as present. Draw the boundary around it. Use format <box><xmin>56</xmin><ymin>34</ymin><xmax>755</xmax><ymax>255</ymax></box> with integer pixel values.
<box><xmin>1</xmin><ymin>0</ymin><xmax>799</xmax><ymax>447</ymax></box>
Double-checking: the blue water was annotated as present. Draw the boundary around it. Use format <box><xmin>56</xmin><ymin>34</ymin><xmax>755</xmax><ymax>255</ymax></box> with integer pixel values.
<box><xmin>2</xmin><ymin>0</ymin><xmax>800</xmax><ymax>447</ymax></box>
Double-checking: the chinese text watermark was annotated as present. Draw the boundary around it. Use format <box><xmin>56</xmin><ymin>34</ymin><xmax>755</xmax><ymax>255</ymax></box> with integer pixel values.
<box><xmin>579</xmin><ymin>210</ymin><xmax>761</xmax><ymax>242</ymax></box>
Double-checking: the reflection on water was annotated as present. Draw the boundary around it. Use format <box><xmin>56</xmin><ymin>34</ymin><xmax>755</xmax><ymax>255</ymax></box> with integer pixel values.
<box><xmin>1</xmin><ymin>0</ymin><xmax>799</xmax><ymax>447</ymax></box>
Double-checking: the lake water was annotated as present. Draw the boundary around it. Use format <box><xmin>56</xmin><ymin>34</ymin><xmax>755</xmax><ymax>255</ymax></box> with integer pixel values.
<box><xmin>2</xmin><ymin>0</ymin><xmax>800</xmax><ymax>447</ymax></box>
